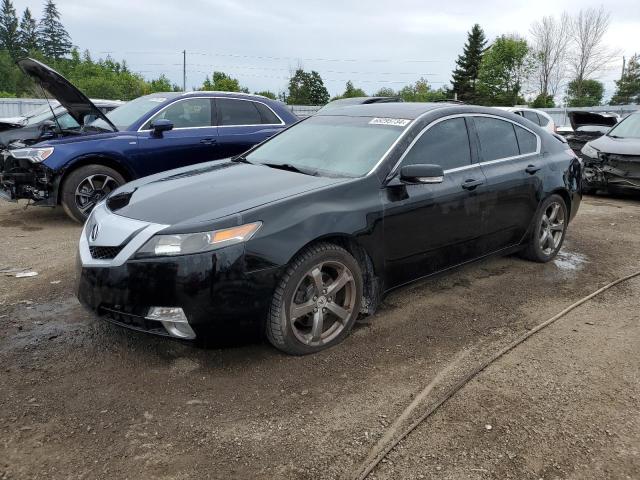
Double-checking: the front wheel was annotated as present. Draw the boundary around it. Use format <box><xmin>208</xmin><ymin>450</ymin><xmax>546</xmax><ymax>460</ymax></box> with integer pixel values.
<box><xmin>61</xmin><ymin>165</ymin><xmax>125</xmax><ymax>223</ymax></box>
<box><xmin>520</xmin><ymin>194</ymin><xmax>568</xmax><ymax>263</ymax></box>
<box><xmin>266</xmin><ymin>243</ymin><xmax>363</xmax><ymax>355</ymax></box>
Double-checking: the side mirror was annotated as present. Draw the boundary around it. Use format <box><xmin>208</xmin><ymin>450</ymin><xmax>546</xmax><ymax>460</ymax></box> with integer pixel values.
<box><xmin>400</xmin><ymin>164</ymin><xmax>444</xmax><ymax>184</ymax></box>
<box><xmin>150</xmin><ymin>119</ymin><xmax>174</xmax><ymax>137</ymax></box>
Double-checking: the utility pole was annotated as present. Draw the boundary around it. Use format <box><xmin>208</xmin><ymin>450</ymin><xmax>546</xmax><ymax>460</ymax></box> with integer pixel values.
<box><xmin>183</xmin><ymin>50</ymin><xmax>186</xmax><ymax>92</ymax></box>
<box><xmin>621</xmin><ymin>56</ymin><xmax>626</xmax><ymax>81</ymax></box>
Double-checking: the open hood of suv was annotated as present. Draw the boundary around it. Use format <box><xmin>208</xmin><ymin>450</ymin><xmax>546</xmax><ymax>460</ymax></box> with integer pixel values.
<box><xmin>17</xmin><ymin>58</ymin><xmax>118</xmax><ymax>132</ymax></box>
<box><xmin>568</xmin><ymin>111</ymin><xmax>618</xmax><ymax>131</ymax></box>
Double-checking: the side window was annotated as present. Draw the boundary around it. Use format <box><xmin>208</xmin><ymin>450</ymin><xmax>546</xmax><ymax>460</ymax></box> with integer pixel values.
<box><xmin>145</xmin><ymin>98</ymin><xmax>212</xmax><ymax>129</ymax></box>
<box><xmin>514</xmin><ymin>125</ymin><xmax>537</xmax><ymax>154</ymax></box>
<box><xmin>216</xmin><ymin>99</ymin><xmax>262</xmax><ymax>126</ymax></box>
<box><xmin>402</xmin><ymin>118</ymin><xmax>472</xmax><ymax>170</ymax></box>
<box><xmin>254</xmin><ymin>102</ymin><xmax>282</xmax><ymax>124</ymax></box>
<box><xmin>537</xmin><ymin>113</ymin><xmax>550</xmax><ymax>127</ymax></box>
<box><xmin>523</xmin><ymin>110</ymin><xmax>541</xmax><ymax>125</ymax></box>
<box><xmin>473</xmin><ymin>117</ymin><xmax>520</xmax><ymax>161</ymax></box>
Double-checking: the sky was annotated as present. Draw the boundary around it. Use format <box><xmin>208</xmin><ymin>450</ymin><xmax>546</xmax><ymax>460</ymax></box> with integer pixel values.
<box><xmin>11</xmin><ymin>0</ymin><xmax>640</xmax><ymax>101</ymax></box>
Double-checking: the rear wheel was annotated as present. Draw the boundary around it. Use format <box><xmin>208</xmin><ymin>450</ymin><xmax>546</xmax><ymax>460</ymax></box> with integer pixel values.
<box><xmin>61</xmin><ymin>164</ymin><xmax>125</xmax><ymax>223</ymax></box>
<box><xmin>521</xmin><ymin>194</ymin><xmax>568</xmax><ymax>263</ymax></box>
<box><xmin>266</xmin><ymin>243</ymin><xmax>363</xmax><ymax>355</ymax></box>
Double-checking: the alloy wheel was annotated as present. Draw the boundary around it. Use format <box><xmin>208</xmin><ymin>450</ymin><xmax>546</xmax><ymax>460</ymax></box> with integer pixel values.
<box><xmin>539</xmin><ymin>201</ymin><xmax>565</xmax><ymax>255</ymax></box>
<box><xmin>75</xmin><ymin>174</ymin><xmax>119</xmax><ymax>215</ymax></box>
<box><xmin>289</xmin><ymin>260</ymin><xmax>357</xmax><ymax>347</ymax></box>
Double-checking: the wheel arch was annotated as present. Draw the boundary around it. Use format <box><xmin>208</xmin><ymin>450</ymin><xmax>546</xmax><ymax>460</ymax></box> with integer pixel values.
<box><xmin>55</xmin><ymin>155</ymin><xmax>135</xmax><ymax>204</ymax></box>
<box><xmin>550</xmin><ymin>188</ymin><xmax>572</xmax><ymax>217</ymax></box>
<box><xmin>283</xmin><ymin>233</ymin><xmax>382</xmax><ymax>316</ymax></box>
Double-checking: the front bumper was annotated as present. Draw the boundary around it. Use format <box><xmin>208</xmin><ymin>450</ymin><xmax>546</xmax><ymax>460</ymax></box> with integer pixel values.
<box><xmin>0</xmin><ymin>151</ymin><xmax>57</xmax><ymax>204</ymax></box>
<box><xmin>75</xmin><ymin>204</ymin><xmax>282</xmax><ymax>339</ymax></box>
<box><xmin>583</xmin><ymin>154</ymin><xmax>640</xmax><ymax>191</ymax></box>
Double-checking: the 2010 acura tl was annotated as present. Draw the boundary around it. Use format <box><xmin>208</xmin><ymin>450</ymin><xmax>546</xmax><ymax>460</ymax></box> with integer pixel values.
<box><xmin>76</xmin><ymin>103</ymin><xmax>582</xmax><ymax>355</ymax></box>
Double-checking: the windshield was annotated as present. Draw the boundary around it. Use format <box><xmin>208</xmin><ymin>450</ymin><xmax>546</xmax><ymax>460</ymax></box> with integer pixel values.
<box><xmin>245</xmin><ymin>115</ymin><xmax>409</xmax><ymax>177</ymax></box>
<box><xmin>91</xmin><ymin>95</ymin><xmax>174</xmax><ymax>131</ymax></box>
<box><xmin>607</xmin><ymin>114</ymin><xmax>640</xmax><ymax>139</ymax></box>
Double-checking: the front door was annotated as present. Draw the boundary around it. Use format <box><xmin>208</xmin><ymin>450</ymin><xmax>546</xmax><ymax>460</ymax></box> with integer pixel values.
<box><xmin>382</xmin><ymin>116</ymin><xmax>494</xmax><ymax>288</ymax></box>
<box><xmin>134</xmin><ymin>97</ymin><xmax>219</xmax><ymax>177</ymax></box>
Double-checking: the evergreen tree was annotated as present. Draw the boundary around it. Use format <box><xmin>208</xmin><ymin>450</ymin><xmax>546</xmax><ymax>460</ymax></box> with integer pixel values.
<box><xmin>450</xmin><ymin>24</ymin><xmax>487</xmax><ymax>102</ymax></box>
<box><xmin>610</xmin><ymin>54</ymin><xmax>640</xmax><ymax>105</ymax></box>
<box><xmin>0</xmin><ymin>0</ymin><xmax>19</xmax><ymax>58</ymax></box>
<box><xmin>565</xmin><ymin>78</ymin><xmax>604</xmax><ymax>107</ymax></box>
<box><xmin>37</xmin><ymin>0</ymin><xmax>72</xmax><ymax>59</ymax></box>
<box><xmin>17</xmin><ymin>8</ymin><xmax>38</xmax><ymax>55</ymax></box>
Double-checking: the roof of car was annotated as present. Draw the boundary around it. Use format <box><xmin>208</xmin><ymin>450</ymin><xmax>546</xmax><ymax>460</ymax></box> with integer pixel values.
<box><xmin>315</xmin><ymin>102</ymin><xmax>469</xmax><ymax>119</ymax></box>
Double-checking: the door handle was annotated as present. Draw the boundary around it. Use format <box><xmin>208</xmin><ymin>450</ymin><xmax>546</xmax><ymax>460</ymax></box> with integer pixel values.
<box><xmin>200</xmin><ymin>138</ymin><xmax>217</xmax><ymax>145</ymax></box>
<box><xmin>525</xmin><ymin>164</ymin><xmax>540</xmax><ymax>174</ymax></box>
<box><xmin>461</xmin><ymin>179</ymin><xmax>484</xmax><ymax>190</ymax></box>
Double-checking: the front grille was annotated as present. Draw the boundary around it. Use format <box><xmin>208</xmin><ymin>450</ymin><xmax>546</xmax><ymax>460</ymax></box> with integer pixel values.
<box><xmin>89</xmin><ymin>245</ymin><xmax>124</xmax><ymax>260</ymax></box>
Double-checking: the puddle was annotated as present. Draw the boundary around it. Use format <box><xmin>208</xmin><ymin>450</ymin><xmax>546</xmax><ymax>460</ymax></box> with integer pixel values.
<box><xmin>554</xmin><ymin>249</ymin><xmax>588</xmax><ymax>272</ymax></box>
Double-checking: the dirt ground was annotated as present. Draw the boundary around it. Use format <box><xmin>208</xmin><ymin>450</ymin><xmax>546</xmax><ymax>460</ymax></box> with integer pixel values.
<box><xmin>0</xmin><ymin>194</ymin><xmax>639</xmax><ymax>480</ymax></box>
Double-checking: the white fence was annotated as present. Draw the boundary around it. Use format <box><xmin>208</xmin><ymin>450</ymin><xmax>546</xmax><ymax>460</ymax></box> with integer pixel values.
<box><xmin>0</xmin><ymin>98</ymin><xmax>49</xmax><ymax>118</ymax></box>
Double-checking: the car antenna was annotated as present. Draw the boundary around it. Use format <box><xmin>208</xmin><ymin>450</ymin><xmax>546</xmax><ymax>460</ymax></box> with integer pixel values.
<box><xmin>37</xmin><ymin>83</ymin><xmax>63</xmax><ymax>135</ymax></box>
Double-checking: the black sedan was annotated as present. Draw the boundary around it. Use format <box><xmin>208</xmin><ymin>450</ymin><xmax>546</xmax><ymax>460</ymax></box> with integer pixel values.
<box><xmin>76</xmin><ymin>103</ymin><xmax>582</xmax><ymax>355</ymax></box>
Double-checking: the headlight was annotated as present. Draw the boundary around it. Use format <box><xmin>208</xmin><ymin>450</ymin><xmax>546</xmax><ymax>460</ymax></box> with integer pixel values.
<box><xmin>135</xmin><ymin>222</ymin><xmax>262</xmax><ymax>258</ymax></box>
<box><xmin>10</xmin><ymin>147</ymin><xmax>54</xmax><ymax>163</ymax></box>
<box><xmin>581</xmin><ymin>143</ymin><xmax>599</xmax><ymax>159</ymax></box>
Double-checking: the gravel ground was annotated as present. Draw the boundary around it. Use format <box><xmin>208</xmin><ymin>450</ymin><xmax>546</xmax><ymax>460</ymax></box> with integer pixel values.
<box><xmin>0</xmin><ymin>194</ymin><xmax>638</xmax><ymax>480</ymax></box>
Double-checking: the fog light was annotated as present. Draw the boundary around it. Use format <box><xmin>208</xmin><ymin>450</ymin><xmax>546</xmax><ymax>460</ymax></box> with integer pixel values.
<box><xmin>145</xmin><ymin>307</ymin><xmax>196</xmax><ymax>340</ymax></box>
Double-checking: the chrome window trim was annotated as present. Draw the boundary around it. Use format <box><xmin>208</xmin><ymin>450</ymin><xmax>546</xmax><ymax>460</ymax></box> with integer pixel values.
<box><xmin>137</xmin><ymin>96</ymin><xmax>285</xmax><ymax>132</ymax></box>
<box><xmin>385</xmin><ymin>112</ymin><xmax>542</xmax><ymax>180</ymax></box>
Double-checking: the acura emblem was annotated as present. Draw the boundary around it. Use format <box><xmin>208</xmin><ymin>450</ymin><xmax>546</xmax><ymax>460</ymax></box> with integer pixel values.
<box><xmin>90</xmin><ymin>222</ymin><xmax>100</xmax><ymax>242</ymax></box>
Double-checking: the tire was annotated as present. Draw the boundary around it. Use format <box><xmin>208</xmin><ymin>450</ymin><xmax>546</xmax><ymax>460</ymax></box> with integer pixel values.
<box><xmin>266</xmin><ymin>243</ymin><xmax>363</xmax><ymax>355</ymax></box>
<box><xmin>520</xmin><ymin>194</ymin><xmax>568</xmax><ymax>263</ymax></box>
<box><xmin>61</xmin><ymin>164</ymin><xmax>125</xmax><ymax>223</ymax></box>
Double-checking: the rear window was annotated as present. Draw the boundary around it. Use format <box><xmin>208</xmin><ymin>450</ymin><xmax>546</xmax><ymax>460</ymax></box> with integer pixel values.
<box><xmin>473</xmin><ymin>117</ymin><xmax>520</xmax><ymax>161</ymax></box>
<box><xmin>522</xmin><ymin>111</ymin><xmax>541</xmax><ymax>125</ymax></box>
<box><xmin>537</xmin><ymin>113</ymin><xmax>550</xmax><ymax>126</ymax></box>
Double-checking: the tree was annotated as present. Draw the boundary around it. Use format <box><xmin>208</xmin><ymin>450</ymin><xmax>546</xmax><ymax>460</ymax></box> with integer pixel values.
<box><xmin>476</xmin><ymin>35</ymin><xmax>532</xmax><ymax>106</ymax></box>
<box><xmin>287</xmin><ymin>69</ymin><xmax>329</xmax><ymax>105</ymax></box>
<box><xmin>610</xmin><ymin>54</ymin><xmax>640</xmax><ymax>105</ymax></box>
<box><xmin>0</xmin><ymin>0</ymin><xmax>19</xmax><ymax>58</ymax></box>
<box><xmin>201</xmin><ymin>71</ymin><xmax>248</xmax><ymax>92</ymax></box>
<box><xmin>373</xmin><ymin>87</ymin><xmax>396</xmax><ymax>97</ymax></box>
<box><xmin>397</xmin><ymin>77</ymin><xmax>447</xmax><ymax>102</ymax></box>
<box><xmin>565</xmin><ymin>78</ymin><xmax>604</xmax><ymax>106</ymax></box>
<box><xmin>254</xmin><ymin>90</ymin><xmax>277</xmax><ymax>100</ymax></box>
<box><xmin>450</xmin><ymin>24</ymin><xmax>487</xmax><ymax>102</ymax></box>
<box><xmin>17</xmin><ymin>8</ymin><xmax>38</xmax><ymax>55</ymax></box>
<box><xmin>529</xmin><ymin>13</ymin><xmax>569</xmax><ymax>103</ymax></box>
<box><xmin>343</xmin><ymin>80</ymin><xmax>367</xmax><ymax>98</ymax></box>
<box><xmin>566</xmin><ymin>7</ymin><xmax>617</xmax><ymax>102</ymax></box>
<box><xmin>38</xmin><ymin>0</ymin><xmax>72</xmax><ymax>59</ymax></box>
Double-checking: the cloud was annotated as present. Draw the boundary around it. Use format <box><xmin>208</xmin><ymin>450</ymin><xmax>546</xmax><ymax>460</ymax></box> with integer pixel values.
<box><xmin>12</xmin><ymin>0</ymin><xmax>638</xmax><ymax>100</ymax></box>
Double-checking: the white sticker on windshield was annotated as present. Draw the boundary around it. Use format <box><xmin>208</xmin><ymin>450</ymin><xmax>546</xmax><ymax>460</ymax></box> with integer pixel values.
<box><xmin>149</xmin><ymin>98</ymin><xmax>167</xmax><ymax>103</ymax></box>
<box><xmin>369</xmin><ymin>117</ymin><xmax>411</xmax><ymax>127</ymax></box>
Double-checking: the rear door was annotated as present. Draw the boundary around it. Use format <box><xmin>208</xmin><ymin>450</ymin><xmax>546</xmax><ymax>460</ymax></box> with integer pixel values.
<box><xmin>214</xmin><ymin>98</ymin><xmax>286</xmax><ymax>158</ymax></box>
<box><xmin>382</xmin><ymin>116</ymin><xmax>494</xmax><ymax>287</ymax></box>
<box><xmin>471</xmin><ymin>115</ymin><xmax>542</xmax><ymax>250</ymax></box>
<box><xmin>134</xmin><ymin>97</ymin><xmax>218</xmax><ymax>176</ymax></box>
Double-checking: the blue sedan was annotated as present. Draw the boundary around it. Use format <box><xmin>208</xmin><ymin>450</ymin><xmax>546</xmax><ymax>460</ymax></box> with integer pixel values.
<box><xmin>0</xmin><ymin>58</ymin><xmax>298</xmax><ymax>222</ymax></box>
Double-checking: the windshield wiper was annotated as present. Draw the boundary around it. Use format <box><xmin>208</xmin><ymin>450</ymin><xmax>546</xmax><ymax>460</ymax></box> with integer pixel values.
<box><xmin>262</xmin><ymin>162</ymin><xmax>318</xmax><ymax>176</ymax></box>
<box><xmin>232</xmin><ymin>155</ymin><xmax>253</xmax><ymax>164</ymax></box>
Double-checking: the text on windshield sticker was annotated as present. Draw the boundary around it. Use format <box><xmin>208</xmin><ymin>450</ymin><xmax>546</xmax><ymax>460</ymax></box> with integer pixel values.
<box><xmin>369</xmin><ymin>117</ymin><xmax>411</xmax><ymax>127</ymax></box>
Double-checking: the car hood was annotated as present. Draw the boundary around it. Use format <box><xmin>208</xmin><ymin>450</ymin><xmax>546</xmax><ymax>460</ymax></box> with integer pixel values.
<box><xmin>589</xmin><ymin>135</ymin><xmax>640</xmax><ymax>156</ymax></box>
<box><xmin>17</xmin><ymin>58</ymin><xmax>118</xmax><ymax>131</ymax></box>
<box><xmin>106</xmin><ymin>160</ymin><xmax>348</xmax><ymax>227</ymax></box>
<box><xmin>0</xmin><ymin>116</ymin><xmax>27</xmax><ymax>131</ymax></box>
<box><xmin>569</xmin><ymin>111</ymin><xmax>618</xmax><ymax>131</ymax></box>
